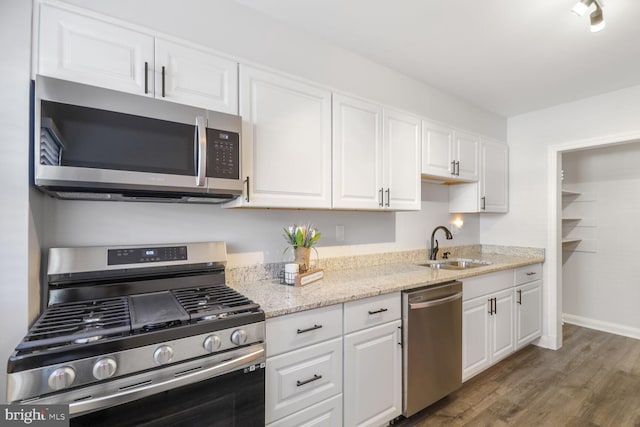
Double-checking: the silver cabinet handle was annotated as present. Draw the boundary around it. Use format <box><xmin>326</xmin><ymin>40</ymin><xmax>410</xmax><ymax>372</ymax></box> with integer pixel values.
<box><xmin>385</xmin><ymin>188</ymin><xmax>390</xmax><ymax>207</ymax></box>
<box><xmin>409</xmin><ymin>292</ymin><xmax>462</xmax><ymax>309</ymax></box>
<box><xmin>161</xmin><ymin>65</ymin><xmax>166</xmax><ymax>97</ymax></box>
<box><xmin>144</xmin><ymin>61</ymin><xmax>149</xmax><ymax>94</ymax></box>
<box><xmin>368</xmin><ymin>308</ymin><xmax>388</xmax><ymax>315</ymax></box>
<box><xmin>517</xmin><ymin>290</ymin><xmax>522</xmax><ymax>305</ymax></box>
<box><xmin>244</xmin><ymin>176</ymin><xmax>250</xmax><ymax>203</ymax></box>
<box><xmin>455</xmin><ymin>161</ymin><xmax>460</xmax><ymax>176</ymax></box>
<box><xmin>481</xmin><ymin>196</ymin><xmax>486</xmax><ymax>210</ymax></box>
<box><xmin>195</xmin><ymin>116</ymin><xmax>207</xmax><ymax>186</ymax></box>
<box><xmin>526</xmin><ymin>272</ymin><xmax>536</xmax><ymax>276</ymax></box>
<box><xmin>379</xmin><ymin>187</ymin><xmax>384</xmax><ymax>207</ymax></box>
<box><xmin>450</xmin><ymin>160</ymin><xmax>456</xmax><ymax>175</ymax></box>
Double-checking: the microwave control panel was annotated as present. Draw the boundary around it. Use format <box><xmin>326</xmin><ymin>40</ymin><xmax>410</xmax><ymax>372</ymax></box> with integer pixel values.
<box><xmin>108</xmin><ymin>246</ymin><xmax>188</xmax><ymax>265</ymax></box>
<box><xmin>207</xmin><ymin>129</ymin><xmax>240</xmax><ymax>179</ymax></box>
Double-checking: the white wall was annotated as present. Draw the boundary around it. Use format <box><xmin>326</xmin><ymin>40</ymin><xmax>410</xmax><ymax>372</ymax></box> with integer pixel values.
<box><xmin>482</xmin><ymin>83</ymin><xmax>640</xmax><ymax>347</ymax></box>
<box><xmin>562</xmin><ymin>143</ymin><xmax>640</xmax><ymax>336</ymax></box>
<box><xmin>43</xmin><ymin>182</ymin><xmax>480</xmax><ymax>266</ymax></box>
<box><xmin>0</xmin><ymin>0</ymin><xmax>32</xmax><ymax>403</ymax></box>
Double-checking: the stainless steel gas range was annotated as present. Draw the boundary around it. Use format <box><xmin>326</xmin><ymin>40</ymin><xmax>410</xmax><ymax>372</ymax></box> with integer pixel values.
<box><xmin>7</xmin><ymin>242</ymin><xmax>265</xmax><ymax>426</ymax></box>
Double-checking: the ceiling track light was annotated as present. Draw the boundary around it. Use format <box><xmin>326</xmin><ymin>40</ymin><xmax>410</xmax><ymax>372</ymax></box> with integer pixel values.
<box><xmin>572</xmin><ymin>0</ymin><xmax>605</xmax><ymax>32</ymax></box>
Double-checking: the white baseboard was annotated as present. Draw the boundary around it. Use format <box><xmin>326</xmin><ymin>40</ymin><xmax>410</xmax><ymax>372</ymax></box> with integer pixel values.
<box><xmin>563</xmin><ymin>313</ymin><xmax>640</xmax><ymax>340</ymax></box>
<box><xmin>534</xmin><ymin>334</ymin><xmax>560</xmax><ymax>350</ymax></box>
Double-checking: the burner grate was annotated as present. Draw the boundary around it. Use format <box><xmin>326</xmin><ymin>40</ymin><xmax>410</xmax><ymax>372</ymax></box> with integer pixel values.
<box><xmin>16</xmin><ymin>297</ymin><xmax>130</xmax><ymax>351</ymax></box>
<box><xmin>172</xmin><ymin>284</ymin><xmax>260</xmax><ymax>321</ymax></box>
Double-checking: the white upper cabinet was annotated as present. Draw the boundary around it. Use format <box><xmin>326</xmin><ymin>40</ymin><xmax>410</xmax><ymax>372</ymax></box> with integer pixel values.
<box><xmin>38</xmin><ymin>3</ymin><xmax>154</xmax><ymax>96</ymax></box>
<box><xmin>421</xmin><ymin>121</ymin><xmax>478</xmax><ymax>182</ymax></box>
<box><xmin>449</xmin><ymin>138</ymin><xmax>509</xmax><ymax>213</ymax></box>
<box><xmin>332</xmin><ymin>95</ymin><xmax>420</xmax><ymax>211</ymax></box>
<box><xmin>421</xmin><ymin>120</ymin><xmax>454</xmax><ymax>178</ymax></box>
<box><xmin>154</xmin><ymin>38</ymin><xmax>237</xmax><ymax>113</ymax></box>
<box><xmin>479</xmin><ymin>138</ymin><xmax>509</xmax><ymax>212</ymax></box>
<box><xmin>383</xmin><ymin>109</ymin><xmax>421</xmax><ymax>211</ymax></box>
<box><xmin>454</xmin><ymin>130</ymin><xmax>479</xmax><ymax>181</ymax></box>
<box><xmin>332</xmin><ymin>94</ymin><xmax>383</xmax><ymax>210</ymax></box>
<box><xmin>230</xmin><ymin>64</ymin><xmax>332</xmax><ymax>208</ymax></box>
<box><xmin>37</xmin><ymin>2</ymin><xmax>238</xmax><ymax>113</ymax></box>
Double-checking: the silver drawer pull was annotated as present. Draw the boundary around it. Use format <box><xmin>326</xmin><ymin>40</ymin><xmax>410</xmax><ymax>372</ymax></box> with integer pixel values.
<box><xmin>297</xmin><ymin>324</ymin><xmax>322</xmax><ymax>334</ymax></box>
<box><xmin>368</xmin><ymin>308</ymin><xmax>388</xmax><ymax>315</ymax></box>
<box><xmin>526</xmin><ymin>272</ymin><xmax>536</xmax><ymax>276</ymax></box>
<box><xmin>296</xmin><ymin>374</ymin><xmax>322</xmax><ymax>387</ymax></box>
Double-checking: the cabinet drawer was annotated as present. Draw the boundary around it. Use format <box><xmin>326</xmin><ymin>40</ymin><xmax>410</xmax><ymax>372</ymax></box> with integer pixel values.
<box><xmin>344</xmin><ymin>292</ymin><xmax>401</xmax><ymax>334</ymax></box>
<box><xmin>463</xmin><ymin>270</ymin><xmax>513</xmax><ymax>301</ymax></box>
<box><xmin>266</xmin><ymin>304</ymin><xmax>342</xmax><ymax>357</ymax></box>
<box><xmin>267</xmin><ymin>394</ymin><xmax>342</xmax><ymax>427</ymax></box>
<box><xmin>514</xmin><ymin>264</ymin><xmax>542</xmax><ymax>286</ymax></box>
<box><xmin>266</xmin><ymin>338</ymin><xmax>342</xmax><ymax>423</ymax></box>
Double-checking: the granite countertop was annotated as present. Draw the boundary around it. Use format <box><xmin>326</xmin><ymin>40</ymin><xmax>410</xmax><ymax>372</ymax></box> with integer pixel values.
<box><xmin>230</xmin><ymin>251</ymin><xmax>544</xmax><ymax>318</ymax></box>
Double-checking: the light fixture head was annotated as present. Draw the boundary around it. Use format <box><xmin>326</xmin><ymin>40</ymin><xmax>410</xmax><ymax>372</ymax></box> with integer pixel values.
<box><xmin>572</xmin><ymin>0</ymin><xmax>593</xmax><ymax>16</ymax></box>
<box><xmin>590</xmin><ymin>6</ymin><xmax>606</xmax><ymax>32</ymax></box>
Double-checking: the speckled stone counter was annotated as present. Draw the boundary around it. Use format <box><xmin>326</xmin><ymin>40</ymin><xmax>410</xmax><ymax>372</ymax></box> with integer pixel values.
<box><xmin>228</xmin><ymin>246</ymin><xmax>544</xmax><ymax>318</ymax></box>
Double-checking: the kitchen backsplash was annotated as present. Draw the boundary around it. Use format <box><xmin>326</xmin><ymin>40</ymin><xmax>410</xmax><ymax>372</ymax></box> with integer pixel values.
<box><xmin>225</xmin><ymin>244</ymin><xmax>544</xmax><ymax>286</ymax></box>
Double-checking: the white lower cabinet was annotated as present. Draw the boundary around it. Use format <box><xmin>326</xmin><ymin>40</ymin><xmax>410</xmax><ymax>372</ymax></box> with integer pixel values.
<box><xmin>462</xmin><ymin>265</ymin><xmax>542</xmax><ymax>381</ymax></box>
<box><xmin>343</xmin><ymin>320</ymin><xmax>402</xmax><ymax>427</ymax></box>
<box><xmin>266</xmin><ymin>337</ymin><xmax>342</xmax><ymax>424</ymax></box>
<box><xmin>515</xmin><ymin>280</ymin><xmax>542</xmax><ymax>349</ymax></box>
<box><xmin>268</xmin><ymin>394</ymin><xmax>343</xmax><ymax>427</ymax></box>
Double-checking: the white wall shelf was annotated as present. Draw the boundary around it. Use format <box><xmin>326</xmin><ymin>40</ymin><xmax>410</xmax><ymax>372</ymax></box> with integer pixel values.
<box><xmin>562</xmin><ymin>238</ymin><xmax>582</xmax><ymax>244</ymax></box>
<box><xmin>561</xmin><ymin>189</ymin><xmax>581</xmax><ymax>196</ymax></box>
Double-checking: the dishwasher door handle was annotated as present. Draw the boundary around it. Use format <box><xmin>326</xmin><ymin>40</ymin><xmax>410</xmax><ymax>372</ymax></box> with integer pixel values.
<box><xmin>409</xmin><ymin>292</ymin><xmax>462</xmax><ymax>309</ymax></box>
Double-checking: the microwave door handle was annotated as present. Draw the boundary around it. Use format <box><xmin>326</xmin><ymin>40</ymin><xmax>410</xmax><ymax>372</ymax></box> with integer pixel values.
<box><xmin>195</xmin><ymin>116</ymin><xmax>207</xmax><ymax>186</ymax></box>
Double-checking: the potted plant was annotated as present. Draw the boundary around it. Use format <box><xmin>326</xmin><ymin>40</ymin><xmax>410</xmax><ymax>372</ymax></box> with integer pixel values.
<box><xmin>283</xmin><ymin>224</ymin><xmax>321</xmax><ymax>272</ymax></box>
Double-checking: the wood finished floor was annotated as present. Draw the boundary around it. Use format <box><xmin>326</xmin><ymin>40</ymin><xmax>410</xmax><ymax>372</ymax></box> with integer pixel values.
<box><xmin>397</xmin><ymin>324</ymin><xmax>640</xmax><ymax>427</ymax></box>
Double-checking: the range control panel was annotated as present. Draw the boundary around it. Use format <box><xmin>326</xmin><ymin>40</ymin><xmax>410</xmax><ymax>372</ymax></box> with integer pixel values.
<box><xmin>107</xmin><ymin>246</ymin><xmax>188</xmax><ymax>265</ymax></box>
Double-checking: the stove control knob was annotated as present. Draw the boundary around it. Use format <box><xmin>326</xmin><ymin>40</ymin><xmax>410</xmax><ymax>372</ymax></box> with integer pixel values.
<box><xmin>230</xmin><ymin>329</ymin><xmax>248</xmax><ymax>346</ymax></box>
<box><xmin>203</xmin><ymin>335</ymin><xmax>222</xmax><ymax>353</ymax></box>
<box><xmin>48</xmin><ymin>366</ymin><xmax>76</xmax><ymax>391</ymax></box>
<box><xmin>154</xmin><ymin>345</ymin><xmax>174</xmax><ymax>365</ymax></box>
<box><xmin>92</xmin><ymin>357</ymin><xmax>117</xmax><ymax>380</ymax></box>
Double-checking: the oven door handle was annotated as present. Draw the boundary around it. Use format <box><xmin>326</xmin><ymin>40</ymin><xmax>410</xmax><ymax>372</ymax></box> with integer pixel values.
<box><xmin>68</xmin><ymin>347</ymin><xmax>264</xmax><ymax>416</ymax></box>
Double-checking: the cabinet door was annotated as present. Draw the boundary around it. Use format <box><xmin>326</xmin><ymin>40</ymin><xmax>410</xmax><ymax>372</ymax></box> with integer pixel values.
<box><xmin>38</xmin><ymin>4</ymin><xmax>154</xmax><ymax>96</ymax></box>
<box><xmin>344</xmin><ymin>320</ymin><xmax>402</xmax><ymax>427</ymax></box>
<box><xmin>454</xmin><ymin>130</ymin><xmax>479</xmax><ymax>181</ymax></box>
<box><xmin>515</xmin><ymin>280</ymin><xmax>542</xmax><ymax>349</ymax></box>
<box><xmin>383</xmin><ymin>109</ymin><xmax>421</xmax><ymax>211</ymax></box>
<box><xmin>332</xmin><ymin>94</ymin><xmax>383</xmax><ymax>209</ymax></box>
<box><xmin>480</xmin><ymin>139</ymin><xmax>509</xmax><ymax>213</ymax></box>
<box><xmin>267</xmin><ymin>394</ymin><xmax>343</xmax><ymax>427</ymax></box>
<box><xmin>462</xmin><ymin>297</ymin><xmax>491</xmax><ymax>381</ymax></box>
<box><xmin>266</xmin><ymin>338</ymin><xmax>342</xmax><ymax>423</ymax></box>
<box><xmin>237</xmin><ymin>65</ymin><xmax>332</xmax><ymax>208</ymax></box>
<box><xmin>155</xmin><ymin>38</ymin><xmax>238</xmax><ymax>113</ymax></box>
<box><xmin>421</xmin><ymin>120</ymin><xmax>454</xmax><ymax>178</ymax></box>
<box><xmin>491</xmin><ymin>288</ymin><xmax>515</xmax><ymax>363</ymax></box>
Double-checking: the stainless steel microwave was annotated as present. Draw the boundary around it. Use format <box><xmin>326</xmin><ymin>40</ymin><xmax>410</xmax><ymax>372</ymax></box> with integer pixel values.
<box><xmin>33</xmin><ymin>77</ymin><xmax>243</xmax><ymax>203</ymax></box>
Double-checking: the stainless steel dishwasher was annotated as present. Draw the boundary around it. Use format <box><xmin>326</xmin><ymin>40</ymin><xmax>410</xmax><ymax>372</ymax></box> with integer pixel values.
<box><xmin>402</xmin><ymin>280</ymin><xmax>462</xmax><ymax>417</ymax></box>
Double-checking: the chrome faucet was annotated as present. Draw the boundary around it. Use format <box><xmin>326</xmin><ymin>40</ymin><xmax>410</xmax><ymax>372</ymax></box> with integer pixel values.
<box><xmin>430</xmin><ymin>226</ymin><xmax>453</xmax><ymax>260</ymax></box>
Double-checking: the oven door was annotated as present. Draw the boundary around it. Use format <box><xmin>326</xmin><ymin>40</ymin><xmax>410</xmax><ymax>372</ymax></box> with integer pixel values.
<box><xmin>40</xmin><ymin>345</ymin><xmax>265</xmax><ymax>427</ymax></box>
<box><xmin>71</xmin><ymin>366</ymin><xmax>264</xmax><ymax>427</ymax></box>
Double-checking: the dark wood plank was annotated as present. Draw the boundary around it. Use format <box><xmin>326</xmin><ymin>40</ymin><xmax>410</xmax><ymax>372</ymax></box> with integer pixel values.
<box><xmin>397</xmin><ymin>325</ymin><xmax>640</xmax><ymax>427</ymax></box>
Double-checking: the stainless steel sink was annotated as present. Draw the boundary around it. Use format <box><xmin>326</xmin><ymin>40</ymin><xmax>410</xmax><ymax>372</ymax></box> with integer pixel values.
<box><xmin>418</xmin><ymin>258</ymin><xmax>492</xmax><ymax>270</ymax></box>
